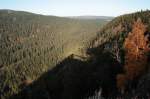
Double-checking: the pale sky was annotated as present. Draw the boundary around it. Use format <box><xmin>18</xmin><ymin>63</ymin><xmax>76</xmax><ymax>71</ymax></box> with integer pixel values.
<box><xmin>0</xmin><ymin>0</ymin><xmax>150</xmax><ymax>16</ymax></box>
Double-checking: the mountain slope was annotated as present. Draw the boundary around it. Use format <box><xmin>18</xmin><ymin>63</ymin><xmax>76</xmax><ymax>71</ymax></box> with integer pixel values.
<box><xmin>88</xmin><ymin>10</ymin><xmax>150</xmax><ymax>98</ymax></box>
<box><xmin>0</xmin><ymin>10</ymin><xmax>110</xmax><ymax>99</ymax></box>
<box><xmin>92</xmin><ymin>10</ymin><xmax>150</xmax><ymax>48</ymax></box>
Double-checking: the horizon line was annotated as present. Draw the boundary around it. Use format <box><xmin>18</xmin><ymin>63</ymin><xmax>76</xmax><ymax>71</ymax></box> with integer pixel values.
<box><xmin>0</xmin><ymin>9</ymin><xmax>149</xmax><ymax>17</ymax></box>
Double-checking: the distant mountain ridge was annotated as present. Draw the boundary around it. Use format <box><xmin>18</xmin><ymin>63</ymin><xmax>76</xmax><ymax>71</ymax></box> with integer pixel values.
<box><xmin>0</xmin><ymin>9</ymin><xmax>114</xmax><ymax>20</ymax></box>
<box><xmin>68</xmin><ymin>15</ymin><xmax>114</xmax><ymax>20</ymax></box>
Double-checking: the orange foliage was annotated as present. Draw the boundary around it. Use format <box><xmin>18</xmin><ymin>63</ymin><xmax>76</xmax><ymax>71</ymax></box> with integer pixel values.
<box><xmin>116</xmin><ymin>18</ymin><xmax>150</xmax><ymax>93</ymax></box>
<box><xmin>124</xmin><ymin>18</ymin><xmax>149</xmax><ymax>80</ymax></box>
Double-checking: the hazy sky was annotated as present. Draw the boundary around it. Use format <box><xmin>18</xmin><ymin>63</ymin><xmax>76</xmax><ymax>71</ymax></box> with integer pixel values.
<box><xmin>0</xmin><ymin>0</ymin><xmax>150</xmax><ymax>16</ymax></box>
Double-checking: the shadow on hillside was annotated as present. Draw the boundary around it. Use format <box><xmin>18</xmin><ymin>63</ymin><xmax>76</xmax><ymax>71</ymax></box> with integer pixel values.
<box><xmin>10</xmin><ymin>42</ymin><xmax>124</xmax><ymax>99</ymax></box>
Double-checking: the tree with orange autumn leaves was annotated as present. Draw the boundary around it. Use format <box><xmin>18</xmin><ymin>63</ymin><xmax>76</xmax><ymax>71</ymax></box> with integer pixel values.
<box><xmin>117</xmin><ymin>18</ymin><xmax>150</xmax><ymax>94</ymax></box>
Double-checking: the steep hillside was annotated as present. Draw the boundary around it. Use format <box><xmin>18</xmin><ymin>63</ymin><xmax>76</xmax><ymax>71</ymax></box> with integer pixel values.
<box><xmin>92</xmin><ymin>10</ymin><xmax>150</xmax><ymax>48</ymax></box>
<box><xmin>0</xmin><ymin>10</ymin><xmax>110</xmax><ymax>99</ymax></box>
<box><xmin>89</xmin><ymin>10</ymin><xmax>150</xmax><ymax>98</ymax></box>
